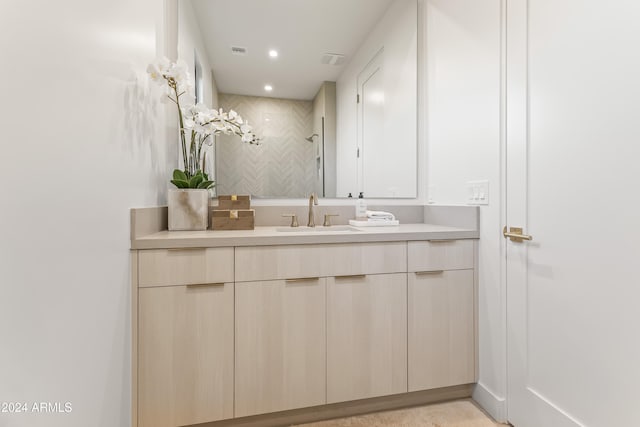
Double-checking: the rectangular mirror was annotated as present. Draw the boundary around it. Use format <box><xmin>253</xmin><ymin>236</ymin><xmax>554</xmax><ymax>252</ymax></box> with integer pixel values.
<box><xmin>178</xmin><ymin>0</ymin><xmax>417</xmax><ymax>198</ymax></box>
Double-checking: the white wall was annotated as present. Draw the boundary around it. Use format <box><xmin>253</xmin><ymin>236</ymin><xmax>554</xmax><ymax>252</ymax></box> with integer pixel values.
<box><xmin>336</xmin><ymin>0</ymin><xmax>417</xmax><ymax>198</ymax></box>
<box><xmin>312</xmin><ymin>85</ymin><xmax>326</xmax><ymax>196</ymax></box>
<box><xmin>312</xmin><ymin>82</ymin><xmax>337</xmax><ymax>197</ymax></box>
<box><xmin>178</xmin><ymin>0</ymin><xmax>215</xmax><ymax>108</ymax></box>
<box><xmin>0</xmin><ymin>1</ymin><xmax>174</xmax><ymax>426</ymax></box>
<box><xmin>323</xmin><ymin>83</ymin><xmax>337</xmax><ymax>198</ymax></box>
<box><xmin>422</xmin><ymin>0</ymin><xmax>507</xmax><ymax>420</ymax></box>
<box><xmin>178</xmin><ymin>0</ymin><xmax>218</xmax><ymax>179</ymax></box>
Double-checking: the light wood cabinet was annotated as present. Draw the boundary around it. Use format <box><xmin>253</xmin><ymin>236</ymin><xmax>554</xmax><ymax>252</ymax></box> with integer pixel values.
<box><xmin>235</xmin><ymin>242</ymin><xmax>405</xmax><ymax>282</ymax></box>
<box><xmin>138</xmin><ymin>283</ymin><xmax>234</xmax><ymax>427</ymax></box>
<box><xmin>134</xmin><ymin>238</ymin><xmax>477</xmax><ymax>426</ymax></box>
<box><xmin>234</xmin><ymin>245</ymin><xmax>324</xmax><ymax>282</ymax></box>
<box><xmin>138</xmin><ymin>247</ymin><xmax>234</xmax><ymax>287</ymax></box>
<box><xmin>235</xmin><ymin>278</ymin><xmax>327</xmax><ymax>417</ymax></box>
<box><xmin>407</xmin><ymin>240</ymin><xmax>473</xmax><ymax>272</ymax></box>
<box><xmin>322</xmin><ymin>242</ymin><xmax>406</xmax><ymax>276</ymax></box>
<box><xmin>408</xmin><ymin>269</ymin><xmax>475</xmax><ymax>391</ymax></box>
<box><xmin>327</xmin><ymin>273</ymin><xmax>408</xmax><ymax>403</ymax></box>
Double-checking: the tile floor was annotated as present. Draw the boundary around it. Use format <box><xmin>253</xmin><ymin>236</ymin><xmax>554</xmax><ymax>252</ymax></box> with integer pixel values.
<box><xmin>297</xmin><ymin>399</ymin><xmax>509</xmax><ymax>427</ymax></box>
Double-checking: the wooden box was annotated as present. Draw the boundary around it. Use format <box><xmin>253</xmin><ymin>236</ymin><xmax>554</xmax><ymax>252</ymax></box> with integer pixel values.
<box><xmin>211</xmin><ymin>209</ymin><xmax>255</xmax><ymax>230</ymax></box>
<box><xmin>216</xmin><ymin>195</ymin><xmax>251</xmax><ymax>210</ymax></box>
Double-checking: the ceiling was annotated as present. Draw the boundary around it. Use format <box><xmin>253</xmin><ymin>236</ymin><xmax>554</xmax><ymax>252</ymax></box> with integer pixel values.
<box><xmin>188</xmin><ymin>0</ymin><xmax>395</xmax><ymax>100</ymax></box>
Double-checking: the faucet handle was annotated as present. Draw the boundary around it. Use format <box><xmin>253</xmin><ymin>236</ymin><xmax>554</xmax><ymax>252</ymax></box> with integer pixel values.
<box><xmin>323</xmin><ymin>214</ymin><xmax>340</xmax><ymax>227</ymax></box>
<box><xmin>281</xmin><ymin>214</ymin><xmax>299</xmax><ymax>227</ymax></box>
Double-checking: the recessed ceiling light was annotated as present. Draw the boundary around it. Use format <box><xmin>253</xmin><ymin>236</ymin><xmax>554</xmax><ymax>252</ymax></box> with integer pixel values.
<box><xmin>268</xmin><ymin>49</ymin><xmax>278</xmax><ymax>58</ymax></box>
<box><xmin>264</xmin><ymin>84</ymin><xmax>273</xmax><ymax>92</ymax></box>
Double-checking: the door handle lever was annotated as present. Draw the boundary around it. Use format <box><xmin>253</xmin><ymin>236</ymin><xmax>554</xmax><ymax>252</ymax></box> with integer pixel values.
<box><xmin>503</xmin><ymin>226</ymin><xmax>533</xmax><ymax>242</ymax></box>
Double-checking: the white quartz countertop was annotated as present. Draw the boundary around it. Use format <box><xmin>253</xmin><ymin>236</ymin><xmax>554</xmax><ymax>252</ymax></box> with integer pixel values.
<box><xmin>131</xmin><ymin>223</ymin><xmax>479</xmax><ymax>250</ymax></box>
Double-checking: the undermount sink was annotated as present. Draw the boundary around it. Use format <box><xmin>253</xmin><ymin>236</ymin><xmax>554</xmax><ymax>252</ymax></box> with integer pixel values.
<box><xmin>276</xmin><ymin>226</ymin><xmax>361</xmax><ymax>233</ymax></box>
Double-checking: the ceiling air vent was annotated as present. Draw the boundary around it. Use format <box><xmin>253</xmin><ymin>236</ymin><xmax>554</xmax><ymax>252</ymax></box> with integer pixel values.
<box><xmin>231</xmin><ymin>46</ymin><xmax>248</xmax><ymax>56</ymax></box>
<box><xmin>321</xmin><ymin>53</ymin><xmax>346</xmax><ymax>66</ymax></box>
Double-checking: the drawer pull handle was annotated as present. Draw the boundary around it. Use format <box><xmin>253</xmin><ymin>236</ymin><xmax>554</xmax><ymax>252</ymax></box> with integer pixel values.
<box><xmin>167</xmin><ymin>247</ymin><xmax>206</xmax><ymax>252</ymax></box>
<box><xmin>415</xmin><ymin>270</ymin><xmax>444</xmax><ymax>275</ymax></box>
<box><xmin>285</xmin><ymin>277</ymin><xmax>320</xmax><ymax>283</ymax></box>
<box><xmin>429</xmin><ymin>240</ymin><xmax>451</xmax><ymax>243</ymax></box>
<box><xmin>186</xmin><ymin>282</ymin><xmax>225</xmax><ymax>288</ymax></box>
<box><xmin>335</xmin><ymin>274</ymin><xmax>367</xmax><ymax>280</ymax></box>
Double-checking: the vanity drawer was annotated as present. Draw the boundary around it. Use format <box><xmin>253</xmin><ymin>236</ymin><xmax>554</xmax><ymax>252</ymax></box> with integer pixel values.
<box><xmin>407</xmin><ymin>240</ymin><xmax>474</xmax><ymax>272</ymax></box>
<box><xmin>323</xmin><ymin>242</ymin><xmax>406</xmax><ymax>277</ymax></box>
<box><xmin>235</xmin><ymin>245</ymin><xmax>323</xmax><ymax>282</ymax></box>
<box><xmin>235</xmin><ymin>242</ymin><xmax>406</xmax><ymax>282</ymax></box>
<box><xmin>138</xmin><ymin>248</ymin><xmax>234</xmax><ymax>287</ymax></box>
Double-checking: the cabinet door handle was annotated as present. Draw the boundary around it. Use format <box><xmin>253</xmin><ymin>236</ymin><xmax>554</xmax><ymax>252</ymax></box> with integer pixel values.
<box><xmin>285</xmin><ymin>277</ymin><xmax>320</xmax><ymax>283</ymax></box>
<box><xmin>428</xmin><ymin>240</ymin><xmax>451</xmax><ymax>243</ymax></box>
<box><xmin>334</xmin><ymin>274</ymin><xmax>367</xmax><ymax>280</ymax></box>
<box><xmin>414</xmin><ymin>270</ymin><xmax>444</xmax><ymax>275</ymax></box>
<box><xmin>186</xmin><ymin>282</ymin><xmax>225</xmax><ymax>288</ymax></box>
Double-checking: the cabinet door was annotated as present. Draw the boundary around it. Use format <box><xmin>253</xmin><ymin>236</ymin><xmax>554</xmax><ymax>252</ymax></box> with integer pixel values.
<box><xmin>138</xmin><ymin>284</ymin><xmax>234</xmax><ymax>427</ymax></box>
<box><xmin>408</xmin><ymin>270</ymin><xmax>475</xmax><ymax>391</ymax></box>
<box><xmin>235</xmin><ymin>278</ymin><xmax>326</xmax><ymax>417</ymax></box>
<box><xmin>327</xmin><ymin>273</ymin><xmax>407</xmax><ymax>403</ymax></box>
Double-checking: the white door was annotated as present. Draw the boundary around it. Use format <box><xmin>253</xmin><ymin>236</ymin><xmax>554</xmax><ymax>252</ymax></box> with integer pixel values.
<box><xmin>506</xmin><ymin>1</ymin><xmax>640</xmax><ymax>426</ymax></box>
<box><xmin>357</xmin><ymin>48</ymin><xmax>385</xmax><ymax>197</ymax></box>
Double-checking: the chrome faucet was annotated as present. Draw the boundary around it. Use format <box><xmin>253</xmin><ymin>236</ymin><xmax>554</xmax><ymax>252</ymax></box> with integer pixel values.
<box><xmin>308</xmin><ymin>192</ymin><xmax>318</xmax><ymax>227</ymax></box>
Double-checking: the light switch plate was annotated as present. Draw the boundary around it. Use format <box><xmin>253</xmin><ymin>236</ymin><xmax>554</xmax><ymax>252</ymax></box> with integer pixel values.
<box><xmin>466</xmin><ymin>180</ymin><xmax>489</xmax><ymax>205</ymax></box>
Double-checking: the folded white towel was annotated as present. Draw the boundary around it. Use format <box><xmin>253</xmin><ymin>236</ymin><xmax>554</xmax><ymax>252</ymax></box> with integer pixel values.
<box><xmin>366</xmin><ymin>210</ymin><xmax>396</xmax><ymax>221</ymax></box>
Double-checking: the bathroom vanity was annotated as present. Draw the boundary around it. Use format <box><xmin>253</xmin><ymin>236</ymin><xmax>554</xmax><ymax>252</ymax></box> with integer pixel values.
<box><xmin>130</xmin><ymin>208</ymin><xmax>479</xmax><ymax>427</ymax></box>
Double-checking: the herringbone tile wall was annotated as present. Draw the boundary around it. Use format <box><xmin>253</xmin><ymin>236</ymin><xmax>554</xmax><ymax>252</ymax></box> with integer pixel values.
<box><xmin>216</xmin><ymin>93</ymin><xmax>315</xmax><ymax>198</ymax></box>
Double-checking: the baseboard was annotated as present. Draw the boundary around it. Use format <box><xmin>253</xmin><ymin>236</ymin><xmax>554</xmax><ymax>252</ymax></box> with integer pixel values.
<box><xmin>193</xmin><ymin>384</ymin><xmax>473</xmax><ymax>427</ymax></box>
<box><xmin>472</xmin><ymin>382</ymin><xmax>507</xmax><ymax>423</ymax></box>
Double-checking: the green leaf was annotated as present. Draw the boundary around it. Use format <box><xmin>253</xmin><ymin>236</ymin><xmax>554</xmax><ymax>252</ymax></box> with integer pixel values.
<box><xmin>189</xmin><ymin>174</ymin><xmax>204</xmax><ymax>188</ymax></box>
<box><xmin>171</xmin><ymin>179</ymin><xmax>190</xmax><ymax>188</ymax></box>
<box><xmin>197</xmin><ymin>180</ymin><xmax>215</xmax><ymax>189</ymax></box>
<box><xmin>202</xmin><ymin>172</ymin><xmax>209</xmax><ymax>181</ymax></box>
<box><xmin>172</xmin><ymin>169</ymin><xmax>188</xmax><ymax>182</ymax></box>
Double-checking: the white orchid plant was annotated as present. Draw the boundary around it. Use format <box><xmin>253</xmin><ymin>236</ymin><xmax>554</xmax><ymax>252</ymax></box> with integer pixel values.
<box><xmin>147</xmin><ymin>57</ymin><xmax>259</xmax><ymax>189</ymax></box>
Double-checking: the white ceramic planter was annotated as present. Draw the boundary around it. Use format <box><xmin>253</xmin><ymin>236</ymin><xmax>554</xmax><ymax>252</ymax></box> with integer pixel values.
<box><xmin>168</xmin><ymin>189</ymin><xmax>209</xmax><ymax>231</ymax></box>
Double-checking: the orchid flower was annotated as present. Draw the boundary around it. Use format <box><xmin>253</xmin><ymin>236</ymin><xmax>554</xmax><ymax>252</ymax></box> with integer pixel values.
<box><xmin>147</xmin><ymin>57</ymin><xmax>261</xmax><ymax>188</ymax></box>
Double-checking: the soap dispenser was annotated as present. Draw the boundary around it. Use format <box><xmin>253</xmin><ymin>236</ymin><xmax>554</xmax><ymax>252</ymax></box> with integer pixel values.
<box><xmin>355</xmin><ymin>192</ymin><xmax>367</xmax><ymax>220</ymax></box>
